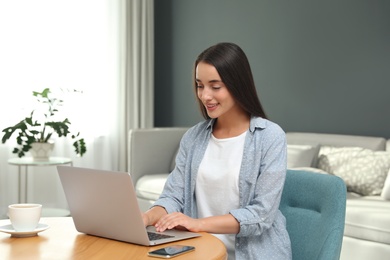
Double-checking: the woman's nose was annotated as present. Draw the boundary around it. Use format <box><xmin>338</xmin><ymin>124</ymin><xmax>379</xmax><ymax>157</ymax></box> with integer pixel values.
<box><xmin>201</xmin><ymin>87</ymin><xmax>212</xmax><ymax>100</ymax></box>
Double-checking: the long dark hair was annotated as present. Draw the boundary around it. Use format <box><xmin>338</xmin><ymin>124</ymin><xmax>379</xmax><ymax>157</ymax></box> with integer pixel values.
<box><xmin>193</xmin><ymin>42</ymin><xmax>267</xmax><ymax>119</ymax></box>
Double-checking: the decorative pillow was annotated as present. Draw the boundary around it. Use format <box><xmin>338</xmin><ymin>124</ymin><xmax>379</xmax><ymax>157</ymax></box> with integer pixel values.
<box><xmin>381</xmin><ymin>168</ymin><xmax>390</xmax><ymax>200</ymax></box>
<box><xmin>287</xmin><ymin>144</ymin><xmax>320</xmax><ymax>168</ymax></box>
<box><xmin>318</xmin><ymin>147</ymin><xmax>390</xmax><ymax>196</ymax></box>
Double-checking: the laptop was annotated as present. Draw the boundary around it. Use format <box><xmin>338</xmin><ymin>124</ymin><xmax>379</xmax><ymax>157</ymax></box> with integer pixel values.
<box><xmin>56</xmin><ymin>166</ymin><xmax>200</xmax><ymax>246</ymax></box>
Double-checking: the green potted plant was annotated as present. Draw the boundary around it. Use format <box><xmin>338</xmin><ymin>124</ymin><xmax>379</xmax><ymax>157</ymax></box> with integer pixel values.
<box><xmin>1</xmin><ymin>88</ymin><xmax>87</xmax><ymax>160</ymax></box>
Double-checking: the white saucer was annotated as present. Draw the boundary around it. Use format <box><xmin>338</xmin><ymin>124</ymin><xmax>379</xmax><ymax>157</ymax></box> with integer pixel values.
<box><xmin>0</xmin><ymin>223</ymin><xmax>49</xmax><ymax>238</ymax></box>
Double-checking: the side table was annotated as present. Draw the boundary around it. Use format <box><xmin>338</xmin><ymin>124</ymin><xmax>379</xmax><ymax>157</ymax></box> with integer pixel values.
<box><xmin>8</xmin><ymin>157</ymin><xmax>73</xmax><ymax>217</ymax></box>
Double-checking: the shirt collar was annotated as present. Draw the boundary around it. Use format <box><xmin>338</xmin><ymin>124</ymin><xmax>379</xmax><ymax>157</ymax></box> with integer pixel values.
<box><xmin>249</xmin><ymin>116</ymin><xmax>267</xmax><ymax>133</ymax></box>
<box><xmin>205</xmin><ymin>116</ymin><xmax>267</xmax><ymax>133</ymax></box>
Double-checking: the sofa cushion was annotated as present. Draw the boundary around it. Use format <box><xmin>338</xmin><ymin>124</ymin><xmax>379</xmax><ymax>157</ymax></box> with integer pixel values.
<box><xmin>318</xmin><ymin>147</ymin><xmax>390</xmax><ymax>196</ymax></box>
<box><xmin>287</xmin><ymin>144</ymin><xmax>320</xmax><ymax>168</ymax></box>
<box><xmin>136</xmin><ymin>174</ymin><xmax>169</xmax><ymax>201</ymax></box>
<box><xmin>381</xmin><ymin>168</ymin><xmax>390</xmax><ymax>200</ymax></box>
<box><xmin>345</xmin><ymin>194</ymin><xmax>390</xmax><ymax>245</ymax></box>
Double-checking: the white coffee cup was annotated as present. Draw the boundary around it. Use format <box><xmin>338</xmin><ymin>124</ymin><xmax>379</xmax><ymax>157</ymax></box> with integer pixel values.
<box><xmin>8</xmin><ymin>204</ymin><xmax>42</xmax><ymax>232</ymax></box>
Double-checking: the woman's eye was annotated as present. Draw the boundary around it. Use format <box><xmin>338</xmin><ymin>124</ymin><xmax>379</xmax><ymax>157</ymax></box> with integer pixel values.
<box><xmin>196</xmin><ymin>85</ymin><xmax>204</xmax><ymax>89</ymax></box>
<box><xmin>212</xmin><ymin>86</ymin><xmax>221</xmax><ymax>90</ymax></box>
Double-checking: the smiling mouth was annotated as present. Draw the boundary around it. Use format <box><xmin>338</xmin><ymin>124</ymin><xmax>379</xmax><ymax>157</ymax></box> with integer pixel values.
<box><xmin>205</xmin><ymin>104</ymin><xmax>218</xmax><ymax>110</ymax></box>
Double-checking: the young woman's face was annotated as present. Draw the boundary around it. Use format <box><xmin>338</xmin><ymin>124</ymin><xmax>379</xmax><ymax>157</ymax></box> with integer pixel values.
<box><xmin>195</xmin><ymin>62</ymin><xmax>238</xmax><ymax>119</ymax></box>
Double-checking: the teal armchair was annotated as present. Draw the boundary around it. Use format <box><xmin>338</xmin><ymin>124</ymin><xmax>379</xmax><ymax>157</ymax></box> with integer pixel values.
<box><xmin>280</xmin><ymin>170</ymin><xmax>347</xmax><ymax>260</ymax></box>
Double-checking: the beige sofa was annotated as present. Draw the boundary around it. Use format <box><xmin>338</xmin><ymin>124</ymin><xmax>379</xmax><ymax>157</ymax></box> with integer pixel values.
<box><xmin>286</xmin><ymin>132</ymin><xmax>390</xmax><ymax>260</ymax></box>
<box><xmin>128</xmin><ymin>128</ymin><xmax>390</xmax><ymax>260</ymax></box>
<box><xmin>128</xmin><ymin>127</ymin><xmax>188</xmax><ymax>211</ymax></box>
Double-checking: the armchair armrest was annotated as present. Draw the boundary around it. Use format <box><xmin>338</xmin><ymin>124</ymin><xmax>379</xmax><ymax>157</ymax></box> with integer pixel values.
<box><xmin>128</xmin><ymin>127</ymin><xmax>188</xmax><ymax>185</ymax></box>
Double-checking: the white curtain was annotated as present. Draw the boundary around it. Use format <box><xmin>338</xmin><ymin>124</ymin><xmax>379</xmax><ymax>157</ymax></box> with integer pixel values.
<box><xmin>0</xmin><ymin>0</ymin><xmax>154</xmax><ymax>218</ymax></box>
<box><xmin>118</xmin><ymin>0</ymin><xmax>154</xmax><ymax>172</ymax></box>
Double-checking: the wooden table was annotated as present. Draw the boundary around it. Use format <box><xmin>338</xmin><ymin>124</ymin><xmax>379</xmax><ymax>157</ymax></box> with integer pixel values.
<box><xmin>0</xmin><ymin>217</ymin><xmax>227</xmax><ymax>260</ymax></box>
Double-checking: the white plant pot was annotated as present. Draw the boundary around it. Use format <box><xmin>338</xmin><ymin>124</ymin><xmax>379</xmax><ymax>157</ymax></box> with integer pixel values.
<box><xmin>30</xmin><ymin>142</ymin><xmax>54</xmax><ymax>161</ymax></box>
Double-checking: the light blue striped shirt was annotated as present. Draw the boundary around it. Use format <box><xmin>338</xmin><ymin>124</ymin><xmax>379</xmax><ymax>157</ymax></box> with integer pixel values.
<box><xmin>154</xmin><ymin>116</ymin><xmax>292</xmax><ymax>259</ymax></box>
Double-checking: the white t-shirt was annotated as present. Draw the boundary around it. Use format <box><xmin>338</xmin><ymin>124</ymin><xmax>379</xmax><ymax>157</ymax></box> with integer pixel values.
<box><xmin>196</xmin><ymin>131</ymin><xmax>247</xmax><ymax>260</ymax></box>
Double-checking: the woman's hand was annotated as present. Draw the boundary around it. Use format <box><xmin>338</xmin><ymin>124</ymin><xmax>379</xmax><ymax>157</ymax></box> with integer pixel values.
<box><xmin>143</xmin><ymin>206</ymin><xmax>168</xmax><ymax>227</ymax></box>
<box><xmin>155</xmin><ymin>212</ymin><xmax>202</xmax><ymax>232</ymax></box>
<box><xmin>145</xmin><ymin>207</ymin><xmax>239</xmax><ymax>234</ymax></box>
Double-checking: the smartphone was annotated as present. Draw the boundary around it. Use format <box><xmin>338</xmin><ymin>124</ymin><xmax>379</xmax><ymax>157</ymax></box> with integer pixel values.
<box><xmin>147</xmin><ymin>245</ymin><xmax>195</xmax><ymax>258</ymax></box>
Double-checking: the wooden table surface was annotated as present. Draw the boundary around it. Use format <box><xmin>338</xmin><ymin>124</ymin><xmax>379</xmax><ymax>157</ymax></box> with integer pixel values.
<box><xmin>0</xmin><ymin>217</ymin><xmax>227</xmax><ymax>260</ymax></box>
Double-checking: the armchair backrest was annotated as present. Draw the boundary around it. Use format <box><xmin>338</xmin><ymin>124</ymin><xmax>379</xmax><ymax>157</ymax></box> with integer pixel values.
<box><xmin>280</xmin><ymin>170</ymin><xmax>346</xmax><ymax>260</ymax></box>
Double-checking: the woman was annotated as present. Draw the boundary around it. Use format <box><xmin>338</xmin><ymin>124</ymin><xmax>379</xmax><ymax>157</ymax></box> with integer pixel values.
<box><xmin>143</xmin><ymin>42</ymin><xmax>292</xmax><ymax>259</ymax></box>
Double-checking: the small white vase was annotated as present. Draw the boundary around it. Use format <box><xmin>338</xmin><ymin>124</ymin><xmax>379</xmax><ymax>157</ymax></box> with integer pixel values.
<box><xmin>30</xmin><ymin>142</ymin><xmax>54</xmax><ymax>161</ymax></box>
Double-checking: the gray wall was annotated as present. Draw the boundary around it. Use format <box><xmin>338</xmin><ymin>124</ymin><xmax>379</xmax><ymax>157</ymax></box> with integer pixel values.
<box><xmin>154</xmin><ymin>0</ymin><xmax>390</xmax><ymax>138</ymax></box>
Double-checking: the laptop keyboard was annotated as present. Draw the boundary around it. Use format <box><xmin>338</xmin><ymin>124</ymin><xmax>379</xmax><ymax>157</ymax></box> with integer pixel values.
<box><xmin>148</xmin><ymin>232</ymin><xmax>174</xmax><ymax>241</ymax></box>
